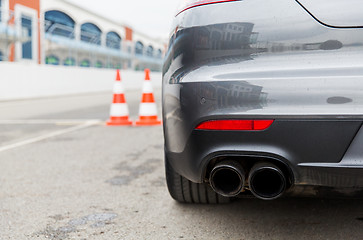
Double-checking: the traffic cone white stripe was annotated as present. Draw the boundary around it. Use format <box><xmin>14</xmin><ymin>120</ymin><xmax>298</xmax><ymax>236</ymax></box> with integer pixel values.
<box><xmin>142</xmin><ymin>81</ymin><xmax>154</xmax><ymax>93</ymax></box>
<box><xmin>113</xmin><ymin>82</ymin><xmax>124</xmax><ymax>94</ymax></box>
<box><xmin>138</xmin><ymin>103</ymin><xmax>158</xmax><ymax>116</ymax></box>
<box><xmin>110</xmin><ymin>103</ymin><xmax>129</xmax><ymax>116</ymax></box>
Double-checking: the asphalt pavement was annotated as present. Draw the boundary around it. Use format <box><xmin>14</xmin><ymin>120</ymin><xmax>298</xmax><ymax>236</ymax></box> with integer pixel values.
<box><xmin>0</xmin><ymin>89</ymin><xmax>363</xmax><ymax>240</ymax></box>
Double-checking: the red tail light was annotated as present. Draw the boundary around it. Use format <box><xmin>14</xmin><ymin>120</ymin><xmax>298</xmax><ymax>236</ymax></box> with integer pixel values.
<box><xmin>195</xmin><ymin>120</ymin><xmax>274</xmax><ymax>131</ymax></box>
<box><xmin>177</xmin><ymin>0</ymin><xmax>241</xmax><ymax>15</ymax></box>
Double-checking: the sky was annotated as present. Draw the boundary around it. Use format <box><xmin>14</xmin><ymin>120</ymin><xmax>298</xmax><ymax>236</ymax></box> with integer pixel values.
<box><xmin>67</xmin><ymin>0</ymin><xmax>181</xmax><ymax>40</ymax></box>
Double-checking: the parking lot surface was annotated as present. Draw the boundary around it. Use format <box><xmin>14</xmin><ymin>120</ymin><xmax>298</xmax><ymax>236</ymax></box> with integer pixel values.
<box><xmin>0</xmin><ymin>89</ymin><xmax>363</xmax><ymax>240</ymax></box>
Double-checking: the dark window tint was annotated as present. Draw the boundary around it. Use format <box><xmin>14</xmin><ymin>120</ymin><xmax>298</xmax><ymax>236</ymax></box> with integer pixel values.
<box><xmin>45</xmin><ymin>55</ymin><xmax>59</xmax><ymax>65</ymax></box>
<box><xmin>146</xmin><ymin>45</ymin><xmax>154</xmax><ymax>57</ymax></box>
<box><xmin>63</xmin><ymin>57</ymin><xmax>76</xmax><ymax>66</ymax></box>
<box><xmin>106</xmin><ymin>32</ymin><xmax>121</xmax><ymax>49</ymax></box>
<box><xmin>157</xmin><ymin>49</ymin><xmax>162</xmax><ymax>58</ymax></box>
<box><xmin>80</xmin><ymin>59</ymin><xmax>90</xmax><ymax>67</ymax></box>
<box><xmin>135</xmin><ymin>41</ymin><xmax>144</xmax><ymax>55</ymax></box>
<box><xmin>81</xmin><ymin>23</ymin><xmax>102</xmax><ymax>45</ymax></box>
<box><xmin>95</xmin><ymin>61</ymin><xmax>103</xmax><ymax>68</ymax></box>
<box><xmin>22</xmin><ymin>16</ymin><xmax>32</xmax><ymax>59</ymax></box>
<box><xmin>45</xmin><ymin>10</ymin><xmax>75</xmax><ymax>38</ymax></box>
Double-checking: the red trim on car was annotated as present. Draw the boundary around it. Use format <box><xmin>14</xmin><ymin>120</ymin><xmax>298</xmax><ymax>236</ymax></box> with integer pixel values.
<box><xmin>177</xmin><ymin>0</ymin><xmax>241</xmax><ymax>16</ymax></box>
<box><xmin>195</xmin><ymin>120</ymin><xmax>274</xmax><ymax>131</ymax></box>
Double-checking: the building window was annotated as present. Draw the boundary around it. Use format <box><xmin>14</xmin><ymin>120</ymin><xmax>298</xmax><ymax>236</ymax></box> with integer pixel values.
<box><xmin>115</xmin><ymin>63</ymin><xmax>122</xmax><ymax>69</ymax></box>
<box><xmin>135</xmin><ymin>41</ymin><xmax>144</xmax><ymax>55</ymax></box>
<box><xmin>106</xmin><ymin>32</ymin><xmax>121</xmax><ymax>50</ymax></box>
<box><xmin>21</xmin><ymin>16</ymin><xmax>33</xmax><ymax>59</ymax></box>
<box><xmin>45</xmin><ymin>10</ymin><xmax>75</xmax><ymax>38</ymax></box>
<box><xmin>81</xmin><ymin>23</ymin><xmax>102</xmax><ymax>45</ymax></box>
<box><xmin>80</xmin><ymin>59</ymin><xmax>90</xmax><ymax>67</ymax></box>
<box><xmin>45</xmin><ymin>55</ymin><xmax>59</xmax><ymax>65</ymax></box>
<box><xmin>63</xmin><ymin>57</ymin><xmax>76</xmax><ymax>66</ymax></box>
<box><xmin>146</xmin><ymin>45</ymin><xmax>154</xmax><ymax>57</ymax></box>
<box><xmin>95</xmin><ymin>61</ymin><xmax>103</xmax><ymax>68</ymax></box>
<box><xmin>156</xmin><ymin>49</ymin><xmax>162</xmax><ymax>58</ymax></box>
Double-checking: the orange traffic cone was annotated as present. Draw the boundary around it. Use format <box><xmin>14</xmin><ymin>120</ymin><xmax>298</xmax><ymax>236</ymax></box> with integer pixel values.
<box><xmin>134</xmin><ymin>69</ymin><xmax>162</xmax><ymax>126</ymax></box>
<box><xmin>106</xmin><ymin>69</ymin><xmax>133</xmax><ymax>126</ymax></box>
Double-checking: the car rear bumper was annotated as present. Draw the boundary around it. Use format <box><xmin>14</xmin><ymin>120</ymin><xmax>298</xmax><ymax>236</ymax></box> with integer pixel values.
<box><xmin>163</xmin><ymin>79</ymin><xmax>363</xmax><ymax>194</ymax></box>
<box><xmin>162</xmin><ymin>0</ymin><xmax>363</xmax><ymax>197</ymax></box>
<box><xmin>164</xmin><ymin>115</ymin><xmax>363</xmax><ymax>185</ymax></box>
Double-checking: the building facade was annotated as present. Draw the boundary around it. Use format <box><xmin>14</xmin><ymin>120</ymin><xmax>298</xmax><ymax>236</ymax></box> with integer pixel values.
<box><xmin>0</xmin><ymin>0</ymin><xmax>165</xmax><ymax>70</ymax></box>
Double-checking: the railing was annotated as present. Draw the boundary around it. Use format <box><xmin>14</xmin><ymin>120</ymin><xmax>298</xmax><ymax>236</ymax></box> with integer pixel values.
<box><xmin>1</xmin><ymin>10</ymin><xmax>163</xmax><ymax>70</ymax></box>
<box><xmin>43</xmin><ymin>19</ymin><xmax>163</xmax><ymax>69</ymax></box>
<box><xmin>0</xmin><ymin>9</ymin><xmax>38</xmax><ymax>61</ymax></box>
<box><xmin>0</xmin><ymin>8</ymin><xmax>15</xmax><ymax>61</ymax></box>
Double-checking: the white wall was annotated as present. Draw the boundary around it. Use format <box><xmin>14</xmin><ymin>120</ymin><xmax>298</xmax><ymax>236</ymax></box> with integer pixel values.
<box><xmin>0</xmin><ymin>62</ymin><xmax>162</xmax><ymax>101</ymax></box>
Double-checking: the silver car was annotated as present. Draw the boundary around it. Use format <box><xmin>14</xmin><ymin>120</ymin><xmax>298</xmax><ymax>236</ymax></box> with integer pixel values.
<box><xmin>162</xmin><ymin>0</ymin><xmax>363</xmax><ymax>203</ymax></box>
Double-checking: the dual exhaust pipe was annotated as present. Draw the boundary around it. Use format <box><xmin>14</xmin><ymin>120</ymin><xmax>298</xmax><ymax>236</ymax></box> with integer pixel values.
<box><xmin>209</xmin><ymin>160</ymin><xmax>287</xmax><ymax>200</ymax></box>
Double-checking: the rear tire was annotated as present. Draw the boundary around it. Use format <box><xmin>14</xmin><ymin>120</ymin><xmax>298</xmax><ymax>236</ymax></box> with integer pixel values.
<box><xmin>165</xmin><ymin>155</ymin><xmax>230</xmax><ymax>204</ymax></box>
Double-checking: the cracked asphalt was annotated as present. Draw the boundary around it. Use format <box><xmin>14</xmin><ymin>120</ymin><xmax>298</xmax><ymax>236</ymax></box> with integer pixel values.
<box><xmin>1</xmin><ymin>88</ymin><xmax>363</xmax><ymax>239</ymax></box>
